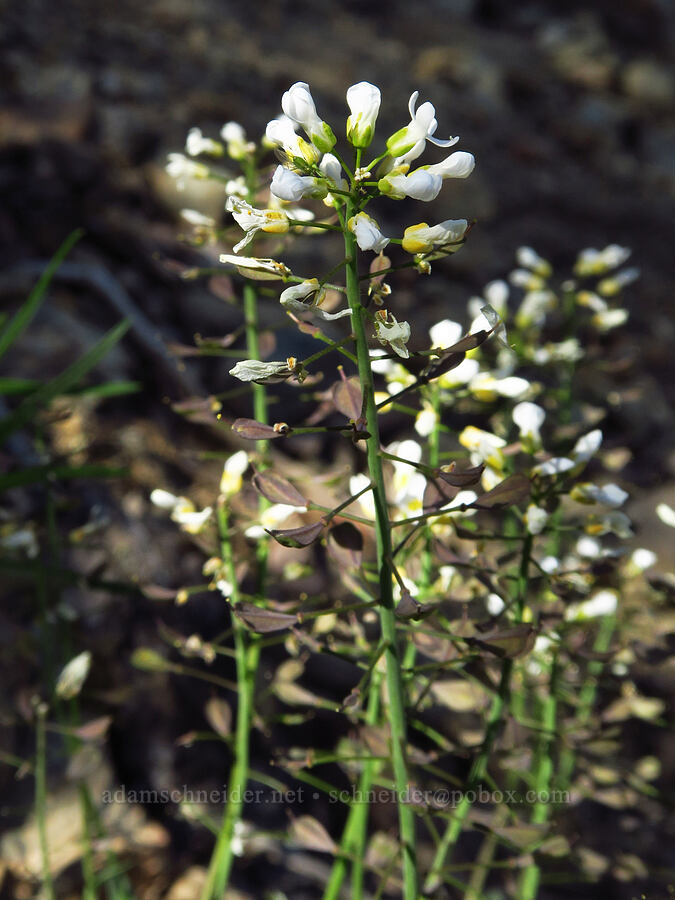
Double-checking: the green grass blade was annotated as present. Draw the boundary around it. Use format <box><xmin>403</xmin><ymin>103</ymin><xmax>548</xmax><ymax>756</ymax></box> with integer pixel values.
<box><xmin>0</xmin><ymin>229</ymin><xmax>84</xmax><ymax>362</ymax></box>
<box><xmin>0</xmin><ymin>320</ymin><xmax>130</xmax><ymax>444</ymax></box>
<box><xmin>0</xmin><ymin>378</ymin><xmax>40</xmax><ymax>396</ymax></box>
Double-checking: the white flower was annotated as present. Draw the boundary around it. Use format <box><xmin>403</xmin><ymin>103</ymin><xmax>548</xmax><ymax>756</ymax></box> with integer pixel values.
<box><xmin>516</xmin><ymin>246</ymin><xmax>551</xmax><ymax>277</ymax></box>
<box><xmin>459</xmin><ymin>426</ymin><xmax>506</xmax><ymax>470</ymax></box>
<box><xmin>180</xmin><ymin>209</ymin><xmax>216</xmax><ymax>227</ymax></box>
<box><xmin>532</xmin><ymin>457</ymin><xmax>576</xmax><ymax>477</ymax></box>
<box><xmin>230</xmin><ymin>820</ymin><xmax>248</xmax><ymax>857</ymax></box>
<box><xmin>270</xmin><ymin>165</ymin><xmax>324</xmax><ymax>202</ymax></box>
<box><xmin>166</xmin><ymin>153</ymin><xmax>209</xmax><ymax>187</ymax></box>
<box><xmin>245</xmin><ymin>502</ymin><xmax>307</xmax><ymax>540</ymax></box>
<box><xmin>280</xmin><ymin>279</ymin><xmax>326</xmax><ymax>307</ymax></box>
<box><xmin>487</xmin><ymin>593</ymin><xmax>505</xmax><ymax>615</ymax></box>
<box><xmin>402</xmin><ymin>219</ymin><xmax>468</xmax><ymax>254</ymax></box>
<box><xmin>468</xmin><ymin>280</ymin><xmax>509</xmax><ymax>322</ymax></box>
<box><xmin>279</xmin><ymin>280</ymin><xmax>352</xmax><ymax>321</ymax></box>
<box><xmin>656</xmin><ymin>502</ymin><xmax>675</xmax><ymax>528</ymax></box>
<box><xmin>349</xmin><ymin>473</ymin><xmax>376</xmax><ymax>519</ymax></box>
<box><xmin>346</xmin><ymin>82</ymin><xmax>381</xmax><ymax>148</ymax></box>
<box><xmin>224</xmin><ymin>176</ymin><xmax>248</xmax><ymax>198</ymax></box>
<box><xmin>225</xmin><ymin>196</ymin><xmax>289</xmax><ymax>252</ymax></box>
<box><xmin>630</xmin><ymin>548</ymin><xmax>657</xmax><ymax>571</ymax></box>
<box><xmin>437</xmin><ymin>357</ymin><xmax>480</xmax><ymax>388</ymax></box>
<box><xmin>151</xmin><ymin>488</ymin><xmax>181</xmax><ymax>509</ymax></box>
<box><xmin>186</xmin><ymin>127</ymin><xmax>222</xmax><ymax>157</ymax></box>
<box><xmin>592</xmin><ymin>308</ymin><xmax>629</xmax><ymax>332</ymax></box>
<box><xmin>378</xmin><ymin>169</ymin><xmax>442</xmax><ymax>202</ymax></box>
<box><xmin>264</xmin><ymin>116</ymin><xmax>320</xmax><ymax>165</ymax></box>
<box><xmin>576</xmin><ymin>290</ymin><xmax>608</xmax><ymax>312</ymax></box>
<box><xmin>573</xmin><ymin>429</ymin><xmax>603</xmax><ymax>463</ymax></box>
<box><xmin>373</xmin><ymin>311</ymin><xmax>411</xmax><ymax>358</ymax></box>
<box><xmin>414</xmin><ymin>404</ymin><xmax>438</xmax><ymax>438</ymax></box>
<box><xmin>348</xmin><ymin>212</ymin><xmax>390</xmax><ymax>252</ymax></box>
<box><xmin>597</xmin><ymin>267</ymin><xmax>639</xmax><ymax>297</ymax></box>
<box><xmin>153</xmin><ymin>489</ymin><xmax>213</xmax><ymax>534</ymax></box>
<box><xmin>429</xmin><ymin>318</ymin><xmax>463</xmax><ymax>349</ymax></box>
<box><xmin>469</xmin><ymin>372</ymin><xmax>530</xmax><ymax>401</ymax></box>
<box><xmin>220</xmin><ymin>450</ymin><xmax>249</xmax><ymax>498</ymax></box>
<box><xmin>423</xmin><ymin>151</ymin><xmax>475</xmax><ymax>180</ymax></box>
<box><xmin>229</xmin><ymin>359</ymin><xmax>297</xmax><ymax>384</ymax></box>
<box><xmin>55</xmin><ymin>651</ymin><xmax>92</xmax><ymax>700</ymax></box>
<box><xmin>386</xmin><ymin>90</ymin><xmax>459</xmax><ymax>162</ymax></box>
<box><xmin>219</xmin><ymin>253</ymin><xmax>291</xmax><ymax>281</ymax></box>
<box><xmin>513</xmin><ymin>401</ymin><xmax>545</xmax><ymax>450</ymax></box>
<box><xmin>532</xmin><ymin>338</ymin><xmax>583</xmax><ymax>365</ymax></box>
<box><xmin>525</xmin><ymin>504</ymin><xmax>549</xmax><ymax>535</ymax></box>
<box><xmin>574</xmin><ymin>245</ymin><xmax>631</xmax><ymax>277</ymax></box>
<box><xmin>172</xmin><ymin>502</ymin><xmax>213</xmax><ymax>534</ymax></box>
<box><xmin>566</xmin><ymin>589</ymin><xmax>618</xmax><ymax>621</ymax></box>
<box><xmin>0</xmin><ymin>527</ymin><xmax>38</xmax><ymax>558</ymax></box>
<box><xmin>319</xmin><ymin>153</ymin><xmax>348</xmax><ymax>192</ymax></box>
<box><xmin>216</xmin><ymin>577</ymin><xmax>234</xmax><ymax>597</ymax></box>
<box><xmin>585</xmin><ymin>510</ymin><xmax>633</xmax><ymax>539</ymax></box>
<box><xmin>220</xmin><ymin>121</ymin><xmax>255</xmax><ymax>159</ymax></box>
<box><xmin>281</xmin><ymin>82</ymin><xmax>336</xmax><ymax>153</ymax></box>
<box><xmin>570</xmin><ymin>482</ymin><xmax>629</xmax><ymax>508</ymax></box>
<box><xmin>515</xmin><ymin>289</ymin><xmax>557</xmax><ymax>328</ymax></box>
<box><xmin>509</xmin><ymin>269</ymin><xmax>546</xmax><ymax>291</ymax></box>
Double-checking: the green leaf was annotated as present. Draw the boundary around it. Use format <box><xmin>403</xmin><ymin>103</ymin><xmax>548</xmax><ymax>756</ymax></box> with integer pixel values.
<box><xmin>0</xmin><ymin>378</ymin><xmax>40</xmax><ymax>397</ymax></box>
<box><xmin>0</xmin><ymin>229</ymin><xmax>83</xmax><ymax>361</ymax></box>
<box><xmin>0</xmin><ymin>320</ymin><xmax>130</xmax><ymax>444</ymax></box>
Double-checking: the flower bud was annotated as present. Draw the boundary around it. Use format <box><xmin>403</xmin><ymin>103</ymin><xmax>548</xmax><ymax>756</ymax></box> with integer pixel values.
<box><xmin>270</xmin><ymin>165</ymin><xmax>325</xmax><ymax>202</ymax></box>
<box><xmin>282</xmin><ymin>82</ymin><xmax>336</xmax><ymax>153</ymax></box>
<box><xmin>378</xmin><ymin>169</ymin><xmax>442</xmax><ymax>202</ymax></box>
<box><xmin>346</xmin><ymin>82</ymin><xmax>381</xmax><ymax>148</ymax></box>
<box><xmin>402</xmin><ymin>219</ymin><xmax>468</xmax><ymax>253</ymax></box>
<box><xmin>348</xmin><ymin>212</ymin><xmax>390</xmax><ymax>252</ymax></box>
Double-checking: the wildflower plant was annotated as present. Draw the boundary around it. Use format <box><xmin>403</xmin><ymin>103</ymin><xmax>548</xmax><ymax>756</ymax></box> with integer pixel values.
<box><xmin>153</xmin><ymin>81</ymin><xmax>666</xmax><ymax>900</ymax></box>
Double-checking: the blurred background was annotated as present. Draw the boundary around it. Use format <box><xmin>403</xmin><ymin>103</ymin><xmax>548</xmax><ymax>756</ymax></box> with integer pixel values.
<box><xmin>1</xmin><ymin>0</ymin><xmax>674</xmax><ymax>897</ymax></box>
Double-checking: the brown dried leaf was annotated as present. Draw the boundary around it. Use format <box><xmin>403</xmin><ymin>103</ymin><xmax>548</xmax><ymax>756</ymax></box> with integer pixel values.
<box><xmin>423</xmin><ymin>477</ymin><xmax>459</xmax><ymax>512</ymax></box>
<box><xmin>332</xmin><ymin>377</ymin><xmax>363</xmax><ymax>421</ymax></box>
<box><xmin>141</xmin><ymin>584</ymin><xmax>177</xmax><ymax>601</ymax></box>
<box><xmin>464</xmin><ymin>624</ymin><xmax>537</xmax><ymax>659</ymax></box>
<box><xmin>438</xmin><ymin>463</ymin><xmax>485</xmax><ymax>487</ymax></box>
<box><xmin>232</xmin><ymin>418</ymin><xmax>287</xmax><ymax>440</ymax></box>
<box><xmin>289</xmin><ymin>815</ymin><xmax>337</xmax><ymax>854</ymax></box>
<box><xmin>232</xmin><ymin>602</ymin><xmax>298</xmax><ymax>633</ymax></box>
<box><xmin>395</xmin><ymin>590</ymin><xmax>424</xmax><ymax>619</ymax></box>
<box><xmin>267</xmin><ymin>519</ymin><xmax>325</xmax><ymax>548</ymax></box>
<box><xmin>204</xmin><ymin>697</ymin><xmax>232</xmax><ymax>738</ymax></box>
<box><xmin>473</xmin><ymin>473</ymin><xmax>531</xmax><ymax>509</ymax></box>
<box><xmin>487</xmin><ymin>823</ymin><xmax>548</xmax><ymax>851</ymax></box>
<box><xmin>252</xmin><ymin>471</ymin><xmax>307</xmax><ymax>507</ymax></box>
<box><xmin>369</xmin><ymin>251</ymin><xmax>391</xmax><ymax>287</ymax></box>
<box><xmin>327</xmin><ymin>522</ymin><xmax>363</xmax><ymax>569</ymax></box>
<box><xmin>72</xmin><ymin>716</ymin><xmax>113</xmax><ymax>742</ymax></box>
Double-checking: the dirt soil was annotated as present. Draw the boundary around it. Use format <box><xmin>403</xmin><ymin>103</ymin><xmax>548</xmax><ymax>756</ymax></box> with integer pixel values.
<box><xmin>0</xmin><ymin>1</ymin><xmax>674</xmax><ymax>898</ymax></box>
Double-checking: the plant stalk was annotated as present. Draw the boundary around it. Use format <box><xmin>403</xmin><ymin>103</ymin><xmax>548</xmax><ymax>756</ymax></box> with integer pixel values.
<box><xmin>342</xmin><ymin>199</ymin><xmax>418</xmax><ymax>899</ymax></box>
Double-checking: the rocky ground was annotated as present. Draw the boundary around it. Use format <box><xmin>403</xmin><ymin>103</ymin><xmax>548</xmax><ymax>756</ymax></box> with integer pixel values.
<box><xmin>0</xmin><ymin>0</ymin><xmax>674</xmax><ymax>897</ymax></box>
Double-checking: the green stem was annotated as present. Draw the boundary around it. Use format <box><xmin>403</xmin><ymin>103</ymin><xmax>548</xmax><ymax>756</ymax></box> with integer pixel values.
<box><xmin>342</xmin><ymin>199</ymin><xmax>418</xmax><ymax>899</ymax></box>
<box><xmin>557</xmin><ymin>614</ymin><xmax>615</xmax><ymax>791</ymax></box>
<box><xmin>344</xmin><ymin>200</ymin><xmax>418</xmax><ymax>900</ymax></box>
<box><xmin>201</xmin><ymin>185</ymin><xmax>266</xmax><ymax>895</ymax></box>
<box><xmin>323</xmin><ymin>666</ymin><xmax>383</xmax><ymax>900</ymax></box>
<box><xmin>517</xmin><ymin>658</ymin><xmax>559</xmax><ymax>900</ymax></box>
<box><xmin>424</xmin><ymin>660</ymin><xmax>514</xmax><ymax>894</ymax></box>
<box><xmin>200</xmin><ymin>505</ymin><xmax>260</xmax><ymax>899</ymax></box>
<box><xmin>424</xmin><ymin>533</ymin><xmax>533</xmax><ymax>894</ymax></box>
<box><xmin>35</xmin><ymin>702</ymin><xmax>56</xmax><ymax>900</ymax></box>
